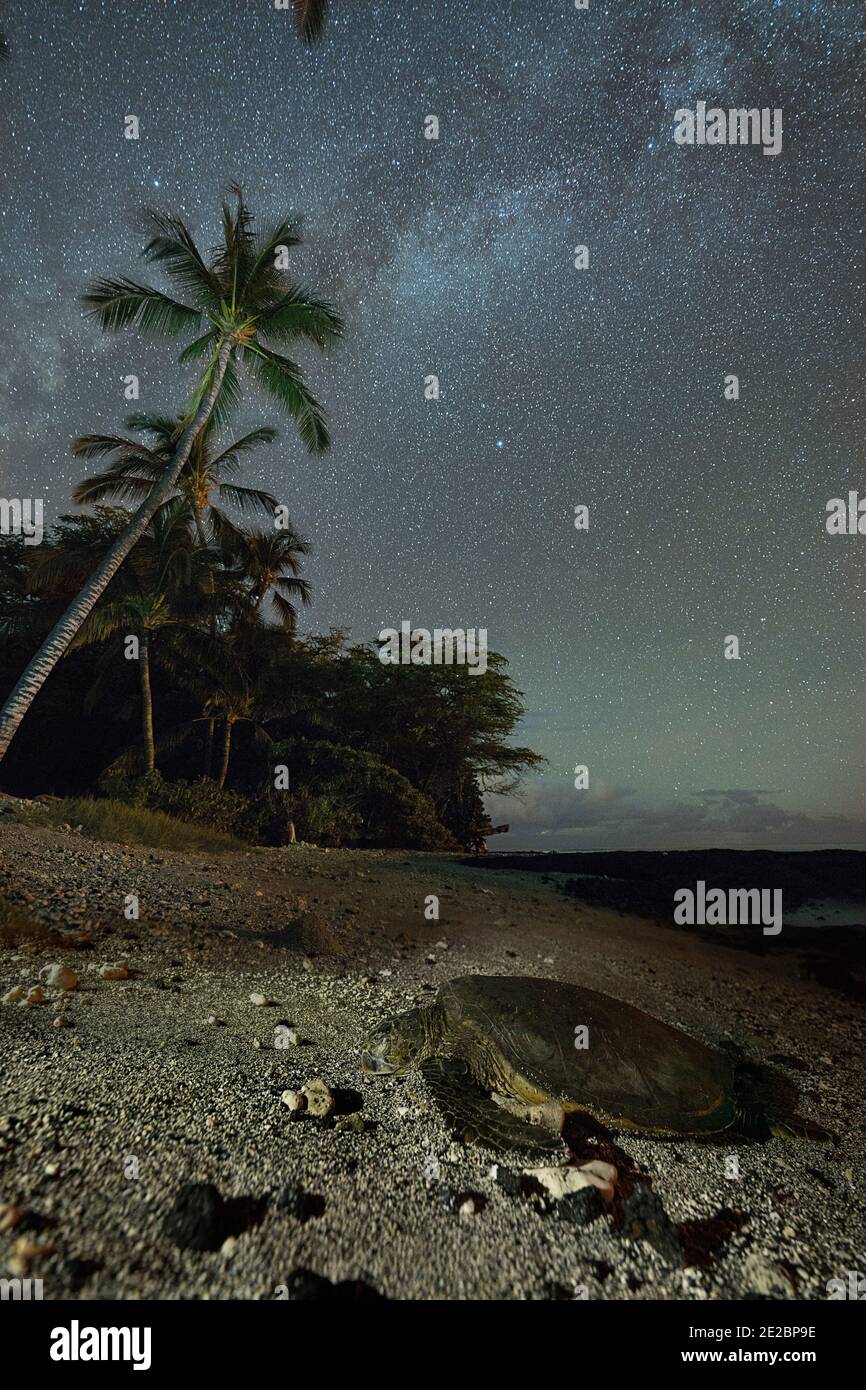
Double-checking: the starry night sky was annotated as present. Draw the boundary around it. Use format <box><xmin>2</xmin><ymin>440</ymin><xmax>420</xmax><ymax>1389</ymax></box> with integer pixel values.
<box><xmin>0</xmin><ymin>0</ymin><xmax>864</xmax><ymax>849</ymax></box>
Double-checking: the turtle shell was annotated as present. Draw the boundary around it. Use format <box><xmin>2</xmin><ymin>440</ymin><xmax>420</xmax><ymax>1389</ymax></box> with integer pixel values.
<box><xmin>436</xmin><ymin>975</ymin><xmax>736</xmax><ymax>1135</ymax></box>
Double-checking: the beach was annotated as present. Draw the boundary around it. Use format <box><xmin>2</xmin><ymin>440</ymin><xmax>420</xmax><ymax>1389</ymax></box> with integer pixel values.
<box><xmin>1</xmin><ymin>818</ymin><xmax>863</xmax><ymax>1301</ymax></box>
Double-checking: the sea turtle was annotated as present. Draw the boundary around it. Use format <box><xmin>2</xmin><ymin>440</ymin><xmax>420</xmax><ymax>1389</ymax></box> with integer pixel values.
<box><xmin>360</xmin><ymin>975</ymin><xmax>828</xmax><ymax>1151</ymax></box>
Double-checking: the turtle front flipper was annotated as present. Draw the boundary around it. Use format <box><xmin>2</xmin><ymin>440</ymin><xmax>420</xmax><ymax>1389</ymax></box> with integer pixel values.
<box><xmin>421</xmin><ymin>1057</ymin><xmax>564</xmax><ymax>1154</ymax></box>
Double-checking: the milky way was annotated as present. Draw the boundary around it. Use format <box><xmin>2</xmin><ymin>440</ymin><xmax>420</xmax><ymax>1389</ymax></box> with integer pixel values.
<box><xmin>0</xmin><ymin>0</ymin><xmax>864</xmax><ymax>848</ymax></box>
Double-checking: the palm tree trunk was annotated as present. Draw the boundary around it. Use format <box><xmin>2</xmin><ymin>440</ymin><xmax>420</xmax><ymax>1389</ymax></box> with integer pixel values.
<box><xmin>194</xmin><ymin>506</ymin><xmax>217</xmax><ymax>778</ymax></box>
<box><xmin>202</xmin><ymin>717</ymin><xmax>215</xmax><ymax>777</ymax></box>
<box><xmin>216</xmin><ymin>717</ymin><xmax>233</xmax><ymax>789</ymax></box>
<box><xmin>0</xmin><ymin>342</ymin><xmax>232</xmax><ymax>768</ymax></box>
<box><xmin>139</xmin><ymin>630</ymin><xmax>155</xmax><ymax>773</ymax></box>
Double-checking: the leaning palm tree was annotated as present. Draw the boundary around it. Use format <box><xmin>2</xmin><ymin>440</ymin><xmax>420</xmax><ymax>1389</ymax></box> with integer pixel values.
<box><xmin>0</xmin><ymin>185</ymin><xmax>342</xmax><ymax>766</ymax></box>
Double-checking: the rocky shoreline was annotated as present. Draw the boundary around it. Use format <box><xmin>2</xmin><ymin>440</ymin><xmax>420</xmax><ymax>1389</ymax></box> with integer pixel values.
<box><xmin>1</xmin><ymin>820</ymin><xmax>864</xmax><ymax>1300</ymax></box>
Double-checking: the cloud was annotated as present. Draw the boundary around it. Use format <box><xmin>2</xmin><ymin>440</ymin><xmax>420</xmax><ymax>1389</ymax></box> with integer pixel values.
<box><xmin>486</xmin><ymin>782</ymin><xmax>866</xmax><ymax>851</ymax></box>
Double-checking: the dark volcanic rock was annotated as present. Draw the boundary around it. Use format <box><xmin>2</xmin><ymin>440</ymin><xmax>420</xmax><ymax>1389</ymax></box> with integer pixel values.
<box><xmin>618</xmin><ymin>1184</ymin><xmax>682</xmax><ymax>1264</ymax></box>
<box><xmin>163</xmin><ymin>1182</ymin><xmax>266</xmax><ymax>1252</ymax></box>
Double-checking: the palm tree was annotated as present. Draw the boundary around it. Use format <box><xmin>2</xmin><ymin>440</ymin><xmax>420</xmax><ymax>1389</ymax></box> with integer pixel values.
<box><xmin>71</xmin><ymin>414</ymin><xmax>280</xmax><ymax>555</ymax></box>
<box><xmin>292</xmin><ymin>1</ymin><xmax>328</xmax><ymax>43</ymax></box>
<box><xmin>29</xmin><ymin>503</ymin><xmax>211</xmax><ymax>775</ymax></box>
<box><xmin>202</xmin><ymin>630</ymin><xmax>289</xmax><ymax>788</ymax></box>
<box><xmin>232</xmin><ymin>527</ymin><xmax>312</xmax><ymax>626</ymax></box>
<box><xmin>0</xmin><ymin>185</ymin><xmax>342</xmax><ymax>766</ymax></box>
<box><xmin>73</xmin><ymin>413</ymin><xmax>284</xmax><ymax>774</ymax></box>
<box><xmin>72</xmin><ymin>417</ymin><xmax>305</xmax><ymax>773</ymax></box>
<box><xmin>82</xmin><ymin>591</ymin><xmax>168</xmax><ymax>774</ymax></box>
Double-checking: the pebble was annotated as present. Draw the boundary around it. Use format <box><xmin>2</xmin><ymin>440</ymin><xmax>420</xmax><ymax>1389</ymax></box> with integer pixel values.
<box><xmin>301</xmin><ymin>1077</ymin><xmax>336</xmax><ymax>1117</ymax></box>
<box><xmin>100</xmin><ymin>962</ymin><xmax>130</xmax><ymax>981</ymax></box>
<box><xmin>163</xmin><ymin>1182</ymin><xmax>231</xmax><ymax>1253</ymax></box>
<box><xmin>0</xmin><ymin>1203</ymin><xmax>24</xmax><ymax>1233</ymax></box>
<box><xmin>335</xmin><ymin>1113</ymin><xmax>364</xmax><ymax>1134</ymax></box>
<box><xmin>281</xmin><ymin>1090</ymin><xmax>306</xmax><ymax>1113</ymax></box>
<box><xmin>24</xmin><ymin>985</ymin><xmax>47</xmax><ymax>1007</ymax></box>
<box><xmin>2</xmin><ymin>985</ymin><xmax>25</xmax><ymax>1005</ymax></box>
<box><xmin>9</xmin><ymin>1235</ymin><xmax>55</xmax><ymax>1275</ymax></box>
<box><xmin>741</xmin><ymin>1253</ymin><xmax>797</xmax><ymax>1299</ymax></box>
<box><xmin>249</xmin><ymin>993</ymin><xmax>269</xmax><ymax>1007</ymax></box>
<box><xmin>524</xmin><ymin>1160</ymin><xmax>617</xmax><ymax>1202</ymax></box>
<box><xmin>40</xmin><ymin>963</ymin><xmax>79</xmax><ymax>992</ymax></box>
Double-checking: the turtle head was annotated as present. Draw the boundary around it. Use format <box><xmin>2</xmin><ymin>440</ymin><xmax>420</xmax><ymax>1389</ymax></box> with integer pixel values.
<box><xmin>361</xmin><ymin>1007</ymin><xmax>431</xmax><ymax>1075</ymax></box>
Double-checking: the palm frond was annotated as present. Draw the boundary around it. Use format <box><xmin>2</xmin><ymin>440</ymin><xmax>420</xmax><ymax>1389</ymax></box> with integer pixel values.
<box><xmin>70</xmin><ymin>433</ymin><xmax>157</xmax><ymax>463</ymax></box>
<box><xmin>274</xmin><ymin>574</ymin><xmax>312</xmax><ymax>604</ymax></box>
<box><xmin>140</xmin><ymin>208</ymin><xmax>222</xmax><ymax>304</ymax></box>
<box><xmin>73</xmin><ymin>472</ymin><xmax>160</xmax><ymax>509</ymax></box>
<box><xmin>272</xmin><ymin>591</ymin><xmax>302</xmax><ymax>630</ymax></box>
<box><xmin>124</xmin><ymin>413</ymin><xmax>181</xmax><ymax>444</ymax></box>
<box><xmin>206</xmin><ymin>505</ymin><xmax>250</xmax><ymax>557</ymax></box>
<box><xmin>208</xmin><ymin>426</ymin><xmax>278</xmax><ymax>473</ymax></box>
<box><xmin>242</xmin><ymin>345</ymin><xmax>330</xmax><ymax>453</ymax></box>
<box><xmin>256</xmin><ymin>285</ymin><xmax>344</xmax><ymax>351</ymax></box>
<box><xmin>179</xmin><ymin>329</ymin><xmax>220</xmax><ymax>364</ymax></box>
<box><xmin>293</xmin><ymin>0</ymin><xmax>328</xmax><ymax>44</ymax></box>
<box><xmin>217</xmin><ymin>483</ymin><xmax>280</xmax><ymax>517</ymax></box>
<box><xmin>210</xmin><ymin>184</ymin><xmax>256</xmax><ymax>302</ymax></box>
<box><xmin>82</xmin><ymin>277</ymin><xmax>201</xmax><ymax>337</ymax></box>
<box><xmin>242</xmin><ymin>220</ymin><xmax>303</xmax><ymax>303</ymax></box>
<box><xmin>73</xmin><ymin>602</ymin><xmax>136</xmax><ymax>648</ymax></box>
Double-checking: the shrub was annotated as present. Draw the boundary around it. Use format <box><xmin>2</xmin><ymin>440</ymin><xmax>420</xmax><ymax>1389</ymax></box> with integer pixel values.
<box><xmin>239</xmin><ymin>739</ymin><xmax>456</xmax><ymax>849</ymax></box>
<box><xmin>97</xmin><ymin>771</ymin><xmax>249</xmax><ymax>835</ymax></box>
<box><xmin>237</xmin><ymin>789</ymin><xmax>363</xmax><ymax>847</ymax></box>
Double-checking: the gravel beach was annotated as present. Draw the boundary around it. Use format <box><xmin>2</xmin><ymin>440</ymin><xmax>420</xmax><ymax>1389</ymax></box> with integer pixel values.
<box><xmin>1</xmin><ymin>818</ymin><xmax>863</xmax><ymax>1301</ymax></box>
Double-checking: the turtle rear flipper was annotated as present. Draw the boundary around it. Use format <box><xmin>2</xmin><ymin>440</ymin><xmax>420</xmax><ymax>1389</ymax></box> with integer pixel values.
<box><xmin>768</xmin><ymin>1113</ymin><xmax>833</xmax><ymax>1142</ymax></box>
<box><xmin>733</xmin><ymin>1105</ymin><xmax>833</xmax><ymax>1142</ymax></box>
<box><xmin>421</xmin><ymin>1057</ymin><xmax>564</xmax><ymax>1154</ymax></box>
<box><xmin>732</xmin><ymin>1060</ymin><xmax>833</xmax><ymax>1141</ymax></box>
